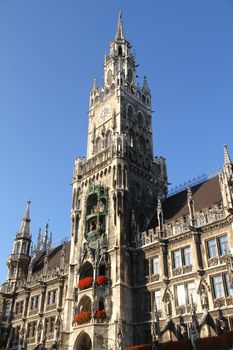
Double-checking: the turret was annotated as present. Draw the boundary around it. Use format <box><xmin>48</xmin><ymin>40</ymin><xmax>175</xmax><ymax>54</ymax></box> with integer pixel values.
<box><xmin>7</xmin><ymin>201</ymin><xmax>32</xmax><ymax>286</ymax></box>
<box><xmin>219</xmin><ymin>144</ymin><xmax>233</xmax><ymax>212</ymax></box>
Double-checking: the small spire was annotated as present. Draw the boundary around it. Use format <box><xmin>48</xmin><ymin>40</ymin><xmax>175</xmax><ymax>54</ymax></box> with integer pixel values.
<box><xmin>18</xmin><ymin>200</ymin><xmax>31</xmax><ymax>237</ymax></box>
<box><xmin>187</xmin><ymin>186</ymin><xmax>192</xmax><ymax>201</ymax></box>
<box><xmin>43</xmin><ymin>223</ymin><xmax>49</xmax><ymax>251</ymax></box>
<box><xmin>37</xmin><ymin>227</ymin><xmax>42</xmax><ymax>251</ymax></box>
<box><xmin>92</xmin><ymin>77</ymin><xmax>97</xmax><ymax>90</ymax></box>
<box><xmin>115</xmin><ymin>12</ymin><xmax>125</xmax><ymax>40</ymax></box>
<box><xmin>224</xmin><ymin>144</ymin><xmax>232</xmax><ymax>165</ymax></box>
<box><xmin>104</xmin><ymin>51</ymin><xmax>107</xmax><ymax>66</ymax></box>
<box><xmin>143</xmin><ymin>76</ymin><xmax>149</xmax><ymax>90</ymax></box>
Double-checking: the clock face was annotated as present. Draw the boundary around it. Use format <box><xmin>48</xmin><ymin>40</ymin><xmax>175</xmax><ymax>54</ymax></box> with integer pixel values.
<box><xmin>98</xmin><ymin>105</ymin><xmax>111</xmax><ymax>123</ymax></box>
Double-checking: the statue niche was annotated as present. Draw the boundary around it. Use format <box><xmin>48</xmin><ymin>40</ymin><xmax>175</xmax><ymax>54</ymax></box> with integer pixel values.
<box><xmin>85</xmin><ymin>185</ymin><xmax>107</xmax><ymax>242</ymax></box>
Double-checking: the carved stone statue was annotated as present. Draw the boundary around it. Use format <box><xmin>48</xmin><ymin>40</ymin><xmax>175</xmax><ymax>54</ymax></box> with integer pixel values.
<box><xmin>200</xmin><ymin>287</ymin><xmax>209</xmax><ymax>310</ymax></box>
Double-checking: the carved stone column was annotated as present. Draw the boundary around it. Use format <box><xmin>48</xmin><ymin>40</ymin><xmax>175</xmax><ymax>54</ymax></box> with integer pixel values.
<box><xmin>192</xmin><ymin>231</ymin><xmax>203</xmax><ymax>271</ymax></box>
<box><xmin>160</xmin><ymin>241</ymin><xmax>168</xmax><ymax>281</ymax></box>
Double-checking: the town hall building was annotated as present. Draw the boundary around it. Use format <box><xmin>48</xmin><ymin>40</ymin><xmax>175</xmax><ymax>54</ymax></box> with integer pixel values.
<box><xmin>1</xmin><ymin>13</ymin><xmax>233</xmax><ymax>350</ymax></box>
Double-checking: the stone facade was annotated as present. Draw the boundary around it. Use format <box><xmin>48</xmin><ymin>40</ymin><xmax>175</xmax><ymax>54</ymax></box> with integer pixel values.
<box><xmin>1</xmin><ymin>12</ymin><xmax>233</xmax><ymax>350</ymax></box>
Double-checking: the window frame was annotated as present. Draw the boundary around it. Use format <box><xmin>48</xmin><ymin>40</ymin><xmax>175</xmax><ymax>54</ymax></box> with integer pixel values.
<box><xmin>206</xmin><ymin>234</ymin><xmax>229</xmax><ymax>259</ymax></box>
<box><xmin>175</xmin><ymin>281</ymin><xmax>197</xmax><ymax>306</ymax></box>
<box><xmin>172</xmin><ymin>246</ymin><xmax>192</xmax><ymax>269</ymax></box>
<box><xmin>151</xmin><ymin>256</ymin><xmax>160</xmax><ymax>275</ymax></box>
<box><xmin>211</xmin><ymin>273</ymin><xmax>233</xmax><ymax>299</ymax></box>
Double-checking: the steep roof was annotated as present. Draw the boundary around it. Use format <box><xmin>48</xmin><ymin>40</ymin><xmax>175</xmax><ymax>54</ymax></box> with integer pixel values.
<box><xmin>148</xmin><ymin>176</ymin><xmax>222</xmax><ymax>229</ymax></box>
<box><xmin>164</xmin><ymin>176</ymin><xmax>222</xmax><ymax>221</ymax></box>
<box><xmin>32</xmin><ymin>241</ymin><xmax>70</xmax><ymax>273</ymax></box>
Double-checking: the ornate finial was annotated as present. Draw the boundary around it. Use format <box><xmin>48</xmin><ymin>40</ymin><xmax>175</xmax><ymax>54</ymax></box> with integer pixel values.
<box><xmin>187</xmin><ymin>186</ymin><xmax>192</xmax><ymax>201</ymax></box>
<box><xmin>36</xmin><ymin>228</ymin><xmax>42</xmax><ymax>251</ymax></box>
<box><xmin>224</xmin><ymin>144</ymin><xmax>232</xmax><ymax>165</ymax></box>
<box><xmin>92</xmin><ymin>77</ymin><xmax>97</xmax><ymax>90</ymax></box>
<box><xmin>23</xmin><ymin>199</ymin><xmax>31</xmax><ymax>221</ymax></box>
<box><xmin>115</xmin><ymin>11</ymin><xmax>125</xmax><ymax>40</ymax></box>
<box><xmin>104</xmin><ymin>51</ymin><xmax>107</xmax><ymax>66</ymax></box>
<box><xmin>143</xmin><ymin>75</ymin><xmax>148</xmax><ymax>89</ymax></box>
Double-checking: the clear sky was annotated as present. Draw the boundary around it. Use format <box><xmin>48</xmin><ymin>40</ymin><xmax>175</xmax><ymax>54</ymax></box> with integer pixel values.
<box><xmin>0</xmin><ymin>0</ymin><xmax>233</xmax><ymax>284</ymax></box>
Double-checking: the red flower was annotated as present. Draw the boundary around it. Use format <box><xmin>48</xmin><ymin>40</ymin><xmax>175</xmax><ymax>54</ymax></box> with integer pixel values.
<box><xmin>95</xmin><ymin>310</ymin><xmax>106</xmax><ymax>319</ymax></box>
<box><xmin>75</xmin><ymin>311</ymin><xmax>91</xmax><ymax>325</ymax></box>
<box><xmin>125</xmin><ymin>345</ymin><xmax>151</xmax><ymax>350</ymax></box>
<box><xmin>96</xmin><ymin>275</ymin><xmax>109</xmax><ymax>285</ymax></box>
<box><xmin>77</xmin><ymin>277</ymin><xmax>93</xmax><ymax>290</ymax></box>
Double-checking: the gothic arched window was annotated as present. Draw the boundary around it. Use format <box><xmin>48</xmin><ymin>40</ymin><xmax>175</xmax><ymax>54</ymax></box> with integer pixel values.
<box><xmin>127</xmin><ymin>69</ymin><xmax>133</xmax><ymax>84</ymax></box>
<box><xmin>105</xmin><ymin>131</ymin><xmax>112</xmax><ymax>148</ymax></box>
<box><xmin>80</xmin><ymin>261</ymin><xmax>94</xmax><ymax>280</ymax></box>
<box><xmin>96</xmin><ymin>138</ymin><xmax>102</xmax><ymax>153</ymax></box>
<box><xmin>139</xmin><ymin>135</ymin><xmax>146</xmax><ymax>153</ymax></box>
<box><xmin>127</xmin><ymin>105</ymin><xmax>134</xmax><ymax>119</ymax></box>
<box><xmin>137</xmin><ymin>112</ymin><xmax>144</xmax><ymax>126</ymax></box>
<box><xmin>16</xmin><ymin>242</ymin><xmax>20</xmax><ymax>254</ymax></box>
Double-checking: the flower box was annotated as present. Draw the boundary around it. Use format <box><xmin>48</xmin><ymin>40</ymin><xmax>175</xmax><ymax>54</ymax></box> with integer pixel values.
<box><xmin>75</xmin><ymin>311</ymin><xmax>91</xmax><ymax>325</ymax></box>
<box><xmin>77</xmin><ymin>276</ymin><xmax>93</xmax><ymax>290</ymax></box>
<box><xmin>96</xmin><ymin>275</ymin><xmax>109</xmax><ymax>286</ymax></box>
<box><xmin>95</xmin><ymin>310</ymin><xmax>106</xmax><ymax>319</ymax></box>
<box><xmin>125</xmin><ymin>345</ymin><xmax>151</xmax><ymax>350</ymax></box>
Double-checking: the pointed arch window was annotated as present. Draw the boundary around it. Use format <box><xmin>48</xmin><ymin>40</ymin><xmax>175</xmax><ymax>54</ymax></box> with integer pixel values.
<box><xmin>106</xmin><ymin>131</ymin><xmax>112</xmax><ymax>148</ymax></box>
<box><xmin>96</xmin><ymin>138</ymin><xmax>102</xmax><ymax>153</ymax></box>
<box><xmin>16</xmin><ymin>242</ymin><xmax>21</xmax><ymax>254</ymax></box>
<box><xmin>139</xmin><ymin>136</ymin><xmax>146</xmax><ymax>153</ymax></box>
<box><xmin>127</xmin><ymin>105</ymin><xmax>134</xmax><ymax>119</ymax></box>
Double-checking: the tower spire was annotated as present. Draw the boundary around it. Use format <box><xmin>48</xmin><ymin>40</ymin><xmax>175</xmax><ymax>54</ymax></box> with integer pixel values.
<box><xmin>224</xmin><ymin>144</ymin><xmax>232</xmax><ymax>165</ymax></box>
<box><xmin>115</xmin><ymin>11</ymin><xmax>125</xmax><ymax>40</ymax></box>
<box><xmin>18</xmin><ymin>200</ymin><xmax>31</xmax><ymax>238</ymax></box>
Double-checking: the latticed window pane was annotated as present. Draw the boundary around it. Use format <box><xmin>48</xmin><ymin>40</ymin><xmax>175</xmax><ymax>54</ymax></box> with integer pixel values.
<box><xmin>219</xmin><ymin>235</ymin><xmax>229</xmax><ymax>255</ymax></box>
<box><xmin>184</xmin><ymin>247</ymin><xmax>192</xmax><ymax>265</ymax></box>
<box><xmin>187</xmin><ymin>282</ymin><xmax>197</xmax><ymax>303</ymax></box>
<box><xmin>173</xmin><ymin>250</ymin><xmax>182</xmax><ymax>268</ymax></box>
<box><xmin>152</xmin><ymin>257</ymin><xmax>159</xmax><ymax>274</ymax></box>
<box><xmin>154</xmin><ymin>290</ymin><xmax>162</xmax><ymax>310</ymax></box>
<box><xmin>177</xmin><ymin>284</ymin><xmax>185</xmax><ymax>306</ymax></box>
<box><xmin>225</xmin><ymin>274</ymin><xmax>233</xmax><ymax>296</ymax></box>
<box><xmin>207</xmin><ymin>239</ymin><xmax>218</xmax><ymax>258</ymax></box>
<box><xmin>213</xmin><ymin>275</ymin><xmax>224</xmax><ymax>298</ymax></box>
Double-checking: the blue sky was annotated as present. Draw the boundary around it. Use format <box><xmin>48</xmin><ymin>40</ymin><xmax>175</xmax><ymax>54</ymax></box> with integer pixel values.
<box><xmin>0</xmin><ymin>0</ymin><xmax>233</xmax><ymax>283</ymax></box>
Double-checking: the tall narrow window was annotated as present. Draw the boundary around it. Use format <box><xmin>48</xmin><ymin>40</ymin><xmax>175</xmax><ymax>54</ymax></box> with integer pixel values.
<box><xmin>183</xmin><ymin>247</ymin><xmax>192</xmax><ymax>265</ymax></box>
<box><xmin>173</xmin><ymin>250</ymin><xmax>182</xmax><ymax>268</ymax></box>
<box><xmin>52</xmin><ymin>289</ymin><xmax>58</xmax><ymax>304</ymax></box>
<box><xmin>219</xmin><ymin>235</ymin><xmax>229</xmax><ymax>255</ymax></box>
<box><xmin>152</xmin><ymin>257</ymin><xmax>159</xmax><ymax>275</ymax></box>
<box><xmin>154</xmin><ymin>290</ymin><xmax>162</xmax><ymax>310</ymax></box>
<box><xmin>207</xmin><ymin>239</ymin><xmax>218</xmax><ymax>258</ymax></box>
<box><xmin>187</xmin><ymin>282</ymin><xmax>197</xmax><ymax>303</ymax></box>
<box><xmin>212</xmin><ymin>275</ymin><xmax>224</xmax><ymax>298</ymax></box>
<box><xmin>177</xmin><ymin>284</ymin><xmax>186</xmax><ymax>306</ymax></box>
<box><xmin>225</xmin><ymin>274</ymin><xmax>233</xmax><ymax>296</ymax></box>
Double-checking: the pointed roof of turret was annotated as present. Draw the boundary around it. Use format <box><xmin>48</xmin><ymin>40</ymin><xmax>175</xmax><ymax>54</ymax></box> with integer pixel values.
<box><xmin>115</xmin><ymin>12</ymin><xmax>125</xmax><ymax>40</ymax></box>
<box><xmin>224</xmin><ymin>144</ymin><xmax>232</xmax><ymax>165</ymax></box>
<box><xmin>18</xmin><ymin>200</ymin><xmax>31</xmax><ymax>238</ymax></box>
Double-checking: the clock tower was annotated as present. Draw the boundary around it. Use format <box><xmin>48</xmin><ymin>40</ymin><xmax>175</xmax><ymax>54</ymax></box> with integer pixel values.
<box><xmin>63</xmin><ymin>13</ymin><xmax>167</xmax><ymax>349</ymax></box>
